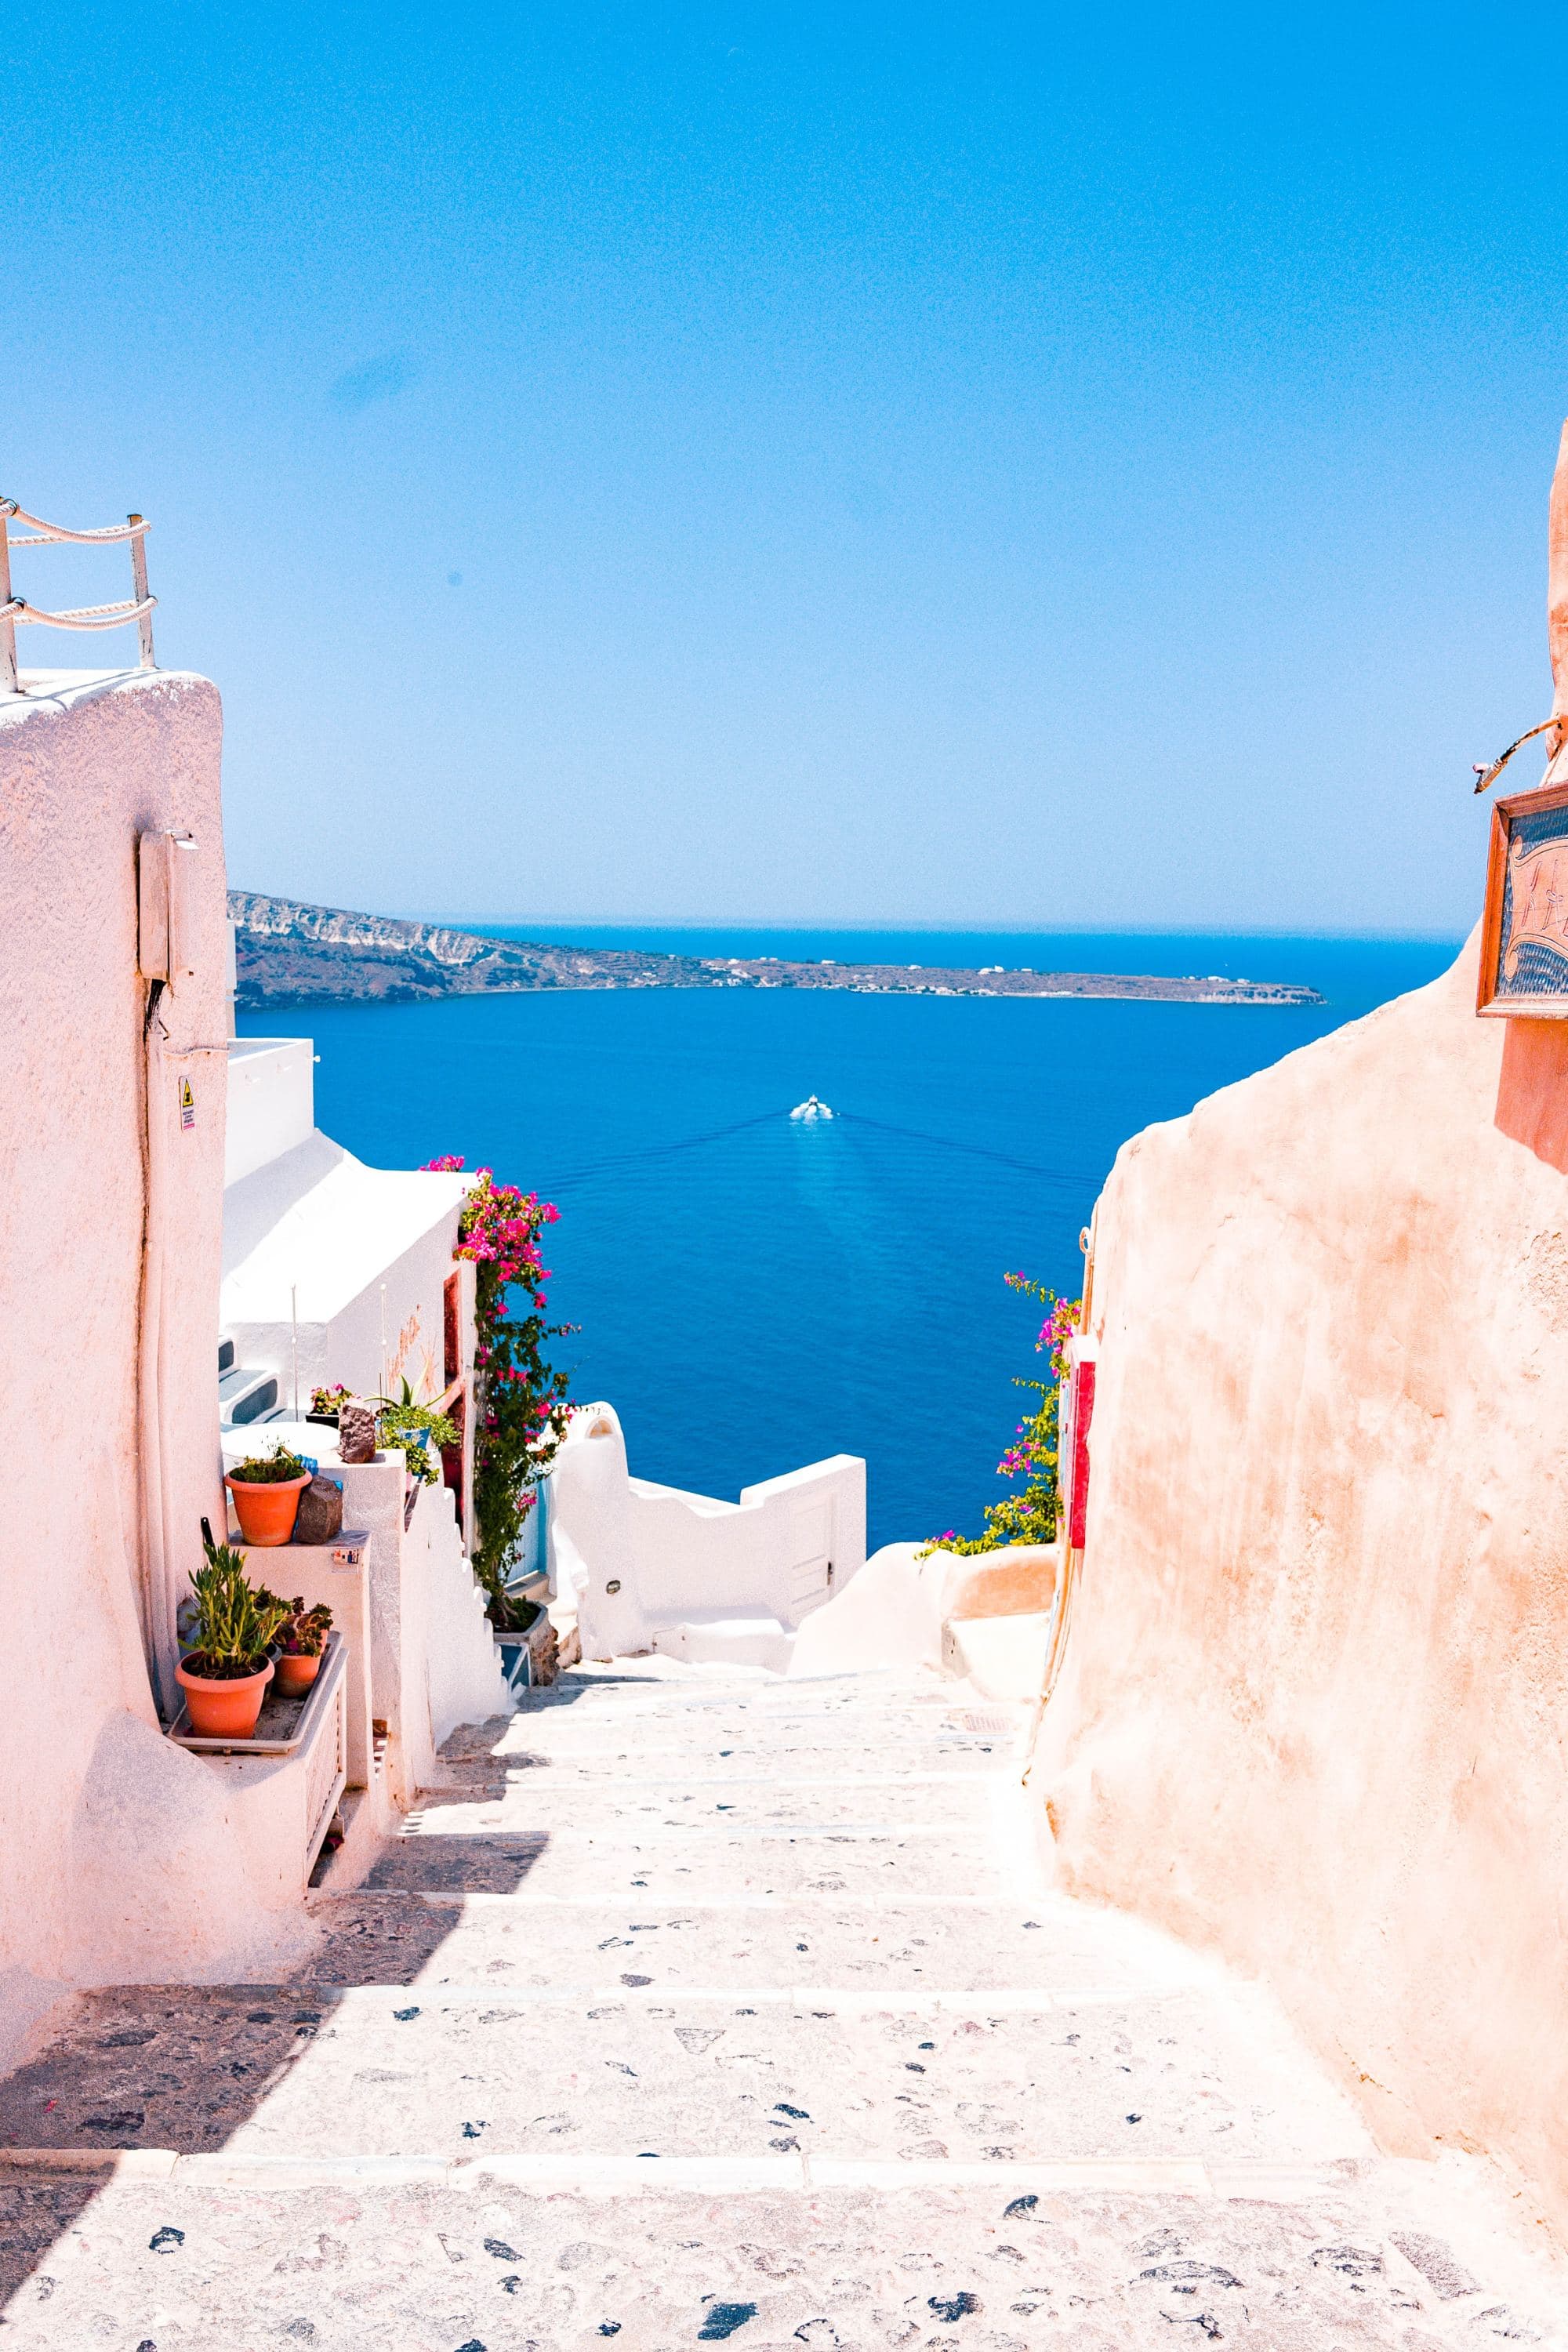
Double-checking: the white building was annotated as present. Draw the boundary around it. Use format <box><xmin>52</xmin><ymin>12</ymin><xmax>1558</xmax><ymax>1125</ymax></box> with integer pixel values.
<box><xmin>216</xmin><ymin>1029</ymin><xmax>511</xmax><ymax>1828</ymax></box>
<box><xmin>221</xmin><ymin>1036</ymin><xmax>473</xmax><ymax>1428</ymax></box>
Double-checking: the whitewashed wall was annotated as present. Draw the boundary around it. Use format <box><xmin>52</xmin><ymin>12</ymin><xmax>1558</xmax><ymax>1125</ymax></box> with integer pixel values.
<box><xmin>0</xmin><ymin>670</ymin><xmax>312</xmax><ymax>2063</ymax></box>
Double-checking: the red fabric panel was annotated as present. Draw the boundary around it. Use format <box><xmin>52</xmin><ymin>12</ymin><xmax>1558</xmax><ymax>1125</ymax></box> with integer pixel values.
<box><xmin>441</xmin><ymin>1382</ymin><xmax>466</xmax><ymax>1535</ymax></box>
<box><xmin>443</xmin><ymin>1272</ymin><xmax>461</xmax><ymax>1385</ymax></box>
<box><xmin>1069</xmin><ymin>1358</ymin><xmax>1097</xmax><ymax>1550</ymax></box>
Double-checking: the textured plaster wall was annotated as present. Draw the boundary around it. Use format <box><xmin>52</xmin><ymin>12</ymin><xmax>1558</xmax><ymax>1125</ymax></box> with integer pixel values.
<box><xmin>0</xmin><ymin>672</ymin><xmax>286</xmax><ymax>2049</ymax></box>
<box><xmin>1036</xmin><ymin>930</ymin><xmax>1568</xmax><ymax>2224</ymax></box>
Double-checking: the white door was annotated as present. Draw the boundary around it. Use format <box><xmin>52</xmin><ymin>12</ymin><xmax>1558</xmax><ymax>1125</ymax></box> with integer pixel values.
<box><xmin>787</xmin><ymin>1503</ymin><xmax>833</xmax><ymax>1621</ymax></box>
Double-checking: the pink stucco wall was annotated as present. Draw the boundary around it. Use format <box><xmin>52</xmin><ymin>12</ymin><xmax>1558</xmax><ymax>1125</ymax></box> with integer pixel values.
<box><xmin>1036</xmin><ymin>930</ymin><xmax>1568</xmax><ymax>2224</ymax></box>
<box><xmin>0</xmin><ymin>671</ymin><xmax>284</xmax><ymax>2053</ymax></box>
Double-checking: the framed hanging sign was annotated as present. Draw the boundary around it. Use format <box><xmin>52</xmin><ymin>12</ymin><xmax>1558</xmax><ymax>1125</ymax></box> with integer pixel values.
<box><xmin>1478</xmin><ymin>778</ymin><xmax>1568</xmax><ymax>1018</ymax></box>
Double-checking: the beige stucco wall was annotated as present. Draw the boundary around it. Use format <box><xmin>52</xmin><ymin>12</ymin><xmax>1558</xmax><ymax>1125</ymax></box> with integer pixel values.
<box><xmin>0</xmin><ymin>671</ymin><xmax>290</xmax><ymax>2055</ymax></box>
<box><xmin>1036</xmin><ymin>929</ymin><xmax>1568</xmax><ymax>2224</ymax></box>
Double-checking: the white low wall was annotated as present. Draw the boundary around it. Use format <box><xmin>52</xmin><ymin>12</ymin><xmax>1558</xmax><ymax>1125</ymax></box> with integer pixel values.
<box><xmin>787</xmin><ymin>1539</ymin><xmax>1059</xmax><ymax>1683</ymax></box>
<box><xmin>546</xmin><ymin>1403</ymin><xmax>866</xmax><ymax>1670</ymax></box>
<box><xmin>416</xmin><ymin>1477</ymin><xmax>514</xmax><ymax>1756</ymax></box>
<box><xmin>224</xmin><ymin>1038</ymin><xmax>314</xmax><ymax>1185</ymax></box>
<box><xmin>786</xmin><ymin>1542</ymin><xmax>950</xmax><ymax>1678</ymax></box>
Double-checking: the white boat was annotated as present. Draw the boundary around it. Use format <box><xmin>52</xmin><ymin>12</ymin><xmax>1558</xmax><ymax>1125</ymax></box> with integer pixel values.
<box><xmin>789</xmin><ymin>1094</ymin><xmax>835</xmax><ymax>1121</ymax></box>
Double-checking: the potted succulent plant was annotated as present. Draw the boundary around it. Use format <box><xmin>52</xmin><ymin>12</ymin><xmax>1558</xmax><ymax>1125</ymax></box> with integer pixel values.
<box><xmin>274</xmin><ymin>1596</ymin><xmax>334</xmax><ymax>1695</ymax></box>
<box><xmin>224</xmin><ymin>1440</ymin><xmax>314</xmax><ymax>1545</ymax></box>
<box><xmin>176</xmin><ymin>1539</ymin><xmax>291</xmax><ymax>1738</ymax></box>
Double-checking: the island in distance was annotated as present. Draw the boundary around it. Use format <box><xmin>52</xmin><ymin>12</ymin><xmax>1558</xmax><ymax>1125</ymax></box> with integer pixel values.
<box><xmin>230</xmin><ymin>891</ymin><xmax>1325</xmax><ymax>1010</ymax></box>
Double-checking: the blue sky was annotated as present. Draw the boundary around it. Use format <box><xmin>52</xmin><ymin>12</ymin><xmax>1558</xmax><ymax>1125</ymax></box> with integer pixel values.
<box><xmin>11</xmin><ymin>3</ymin><xmax>1567</xmax><ymax>931</ymax></box>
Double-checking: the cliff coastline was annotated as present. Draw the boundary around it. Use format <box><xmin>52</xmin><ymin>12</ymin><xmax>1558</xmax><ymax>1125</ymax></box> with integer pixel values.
<box><xmin>230</xmin><ymin>891</ymin><xmax>1323</xmax><ymax>1009</ymax></box>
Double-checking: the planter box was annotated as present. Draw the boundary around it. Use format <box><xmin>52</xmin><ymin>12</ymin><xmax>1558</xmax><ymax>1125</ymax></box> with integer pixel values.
<box><xmin>169</xmin><ymin>1631</ymin><xmax>347</xmax><ymax>1754</ymax></box>
<box><xmin>498</xmin><ymin>1610</ymin><xmax>559</xmax><ymax>1690</ymax></box>
<box><xmin>168</xmin><ymin>1635</ymin><xmax>349</xmax><ymax>1891</ymax></box>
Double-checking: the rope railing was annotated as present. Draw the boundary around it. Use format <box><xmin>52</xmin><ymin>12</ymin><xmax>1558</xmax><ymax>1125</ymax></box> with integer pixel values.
<box><xmin>0</xmin><ymin>498</ymin><xmax>157</xmax><ymax>695</ymax></box>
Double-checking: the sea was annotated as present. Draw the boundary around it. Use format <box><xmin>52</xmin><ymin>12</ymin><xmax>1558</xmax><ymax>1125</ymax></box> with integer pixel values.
<box><xmin>238</xmin><ymin>928</ymin><xmax>1461</xmax><ymax>1552</ymax></box>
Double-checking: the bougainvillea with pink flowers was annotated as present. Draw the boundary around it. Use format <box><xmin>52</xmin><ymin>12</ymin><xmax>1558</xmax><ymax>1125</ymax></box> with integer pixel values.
<box><xmin>423</xmin><ymin>1157</ymin><xmax>573</xmax><ymax>1624</ymax></box>
<box><xmin>923</xmin><ymin>1272</ymin><xmax>1080</xmax><ymax>1556</ymax></box>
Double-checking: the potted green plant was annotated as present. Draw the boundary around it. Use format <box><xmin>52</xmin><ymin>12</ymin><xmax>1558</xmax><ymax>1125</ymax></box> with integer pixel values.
<box><xmin>274</xmin><ymin>1596</ymin><xmax>334</xmax><ymax>1695</ymax></box>
<box><xmin>307</xmin><ymin>1382</ymin><xmax>350</xmax><ymax>1428</ymax></box>
<box><xmin>376</xmin><ymin>1382</ymin><xmax>459</xmax><ymax>1490</ymax></box>
<box><xmin>176</xmin><ymin>1539</ymin><xmax>291</xmax><ymax>1738</ymax></box>
<box><xmin>224</xmin><ymin>1440</ymin><xmax>314</xmax><ymax>1545</ymax></box>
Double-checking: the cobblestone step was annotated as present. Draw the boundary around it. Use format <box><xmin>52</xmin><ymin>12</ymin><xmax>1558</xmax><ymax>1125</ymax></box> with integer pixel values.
<box><xmin>361</xmin><ymin>1825</ymin><xmax>1033</xmax><ymax>1902</ymax></box>
<box><xmin>2</xmin><ymin>1663</ymin><xmax>1565</xmax><ymax>2348</ymax></box>
<box><xmin>296</xmin><ymin>1891</ymin><xmax>1192</xmax><ymax>1994</ymax></box>
<box><xmin>471</xmin><ymin>1737</ymin><xmax>1021</xmax><ymax>1776</ymax></box>
<box><xmin>470</xmin><ymin>1717</ymin><xmax>1025</xmax><ymax>1775</ymax></box>
<box><xmin>0</xmin><ymin>1984</ymin><xmax>1372</xmax><ymax>2165</ymax></box>
<box><xmin>0</xmin><ymin>2165</ymin><xmax>1560</xmax><ymax>2349</ymax></box>
<box><xmin>407</xmin><ymin>1777</ymin><xmax>1013</xmax><ymax>1836</ymax></box>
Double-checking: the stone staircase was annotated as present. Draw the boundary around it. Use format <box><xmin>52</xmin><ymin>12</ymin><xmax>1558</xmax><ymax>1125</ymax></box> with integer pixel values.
<box><xmin>0</xmin><ymin>1663</ymin><xmax>1563</xmax><ymax>2347</ymax></box>
<box><xmin>217</xmin><ymin>1332</ymin><xmax>284</xmax><ymax>1428</ymax></box>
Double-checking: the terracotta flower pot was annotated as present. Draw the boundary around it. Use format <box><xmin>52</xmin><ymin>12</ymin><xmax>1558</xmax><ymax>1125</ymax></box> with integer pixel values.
<box><xmin>274</xmin><ymin>1650</ymin><xmax>322</xmax><ymax>1697</ymax></box>
<box><xmin>224</xmin><ymin>1469</ymin><xmax>311</xmax><ymax>1545</ymax></box>
<box><xmin>176</xmin><ymin>1656</ymin><xmax>274</xmax><ymax>1740</ymax></box>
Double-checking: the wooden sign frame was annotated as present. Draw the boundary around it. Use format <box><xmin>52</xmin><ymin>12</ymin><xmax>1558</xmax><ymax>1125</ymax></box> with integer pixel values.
<box><xmin>1478</xmin><ymin>775</ymin><xmax>1568</xmax><ymax>1018</ymax></box>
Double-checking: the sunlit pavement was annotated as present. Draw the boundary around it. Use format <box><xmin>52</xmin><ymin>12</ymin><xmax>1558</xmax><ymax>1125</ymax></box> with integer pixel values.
<box><xmin>2</xmin><ymin>1661</ymin><xmax>1563</xmax><ymax>2349</ymax></box>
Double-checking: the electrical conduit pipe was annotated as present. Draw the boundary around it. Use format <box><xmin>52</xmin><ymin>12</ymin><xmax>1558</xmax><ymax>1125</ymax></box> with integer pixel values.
<box><xmin>139</xmin><ymin>981</ymin><xmax>178</xmax><ymax>1721</ymax></box>
<box><xmin>136</xmin><ymin>829</ymin><xmax>205</xmax><ymax>1723</ymax></box>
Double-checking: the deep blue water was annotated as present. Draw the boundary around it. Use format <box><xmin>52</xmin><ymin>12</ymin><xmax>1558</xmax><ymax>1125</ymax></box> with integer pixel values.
<box><xmin>241</xmin><ymin>929</ymin><xmax>1459</xmax><ymax>1549</ymax></box>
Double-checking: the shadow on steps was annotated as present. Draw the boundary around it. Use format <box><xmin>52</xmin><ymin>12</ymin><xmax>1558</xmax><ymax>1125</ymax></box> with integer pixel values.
<box><xmin>0</xmin><ymin>1711</ymin><xmax>543</xmax><ymax>2299</ymax></box>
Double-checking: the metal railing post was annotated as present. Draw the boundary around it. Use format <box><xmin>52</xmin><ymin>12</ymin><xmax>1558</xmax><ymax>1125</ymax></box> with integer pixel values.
<box><xmin>0</xmin><ymin>501</ymin><xmax>17</xmax><ymax>695</ymax></box>
<box><xmin>128</xmin><ymin>516</ymin><xmax>155</xmax><ymax>670</ymax></box>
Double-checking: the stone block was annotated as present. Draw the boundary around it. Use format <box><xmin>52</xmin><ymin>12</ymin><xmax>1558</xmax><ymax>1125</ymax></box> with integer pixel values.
<box><xmin>292</xmin><ymin>1475</ymin><xmax>344</xmax><ymax>1546</ymax></box>
<box><xmin>337</xmin><ymin>1399</ymin><xmax>378</xmax><ymax>1465</ymax></box>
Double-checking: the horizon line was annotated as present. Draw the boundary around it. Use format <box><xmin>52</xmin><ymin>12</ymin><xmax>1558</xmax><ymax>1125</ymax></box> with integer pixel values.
<box><xmin>233</xmin><ymin>891</ymin><xmax>1466</xmax><ymax>948</ymax></box>
<box><xmin>422</xmin><ymin>916</ymin><xmax>1468</xmax><ymax>946</ymax></box>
